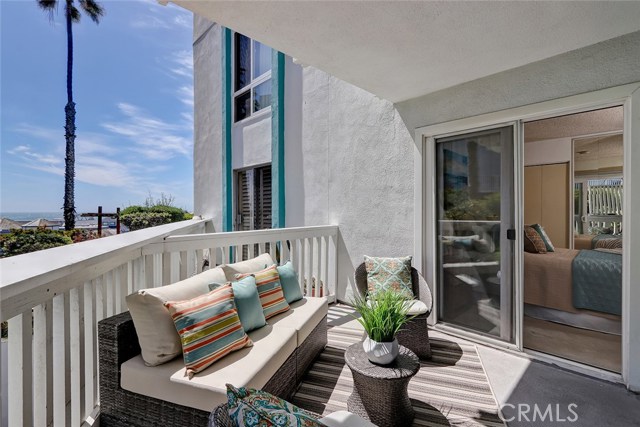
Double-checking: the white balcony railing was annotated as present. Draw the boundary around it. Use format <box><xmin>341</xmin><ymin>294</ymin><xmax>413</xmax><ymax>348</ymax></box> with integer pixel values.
<box><xmin>0</xmin><ymin>221</ymin><xmax>338</xmax><ymax>427</ymax></box>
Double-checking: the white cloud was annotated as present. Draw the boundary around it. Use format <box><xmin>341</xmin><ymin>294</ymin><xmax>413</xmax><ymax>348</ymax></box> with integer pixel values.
<box><xmin>129</xmin><ymin>1</ymin><xmax>191</xmax><ymax>30</ymax></box>
<box><xmin>102</xmin><ymin>102</ymin><xmax>192</xmax><ymax>161</ymax></box>
<box><xmin>8</xmin><ymin>144</ymin><xmax>63</xmax><ymax>167</ymax></box>
<box><xmin>170</xmin><ymin>50</ymin><xmax>193</xmax><ymax>78</ymax></box>
<box><xmin>177</xmin><ymin>85</ymin><xmax>194</xmax><ymax>107</ymax></box>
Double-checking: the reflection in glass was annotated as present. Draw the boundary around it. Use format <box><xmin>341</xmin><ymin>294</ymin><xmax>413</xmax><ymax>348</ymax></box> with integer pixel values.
<box><xmin>235</xmin><ymin>33</ymin><xmax>250</xmax><ymax>91</ymax></box>
<box><xmin>253</xmin><ymin>41</ymin><xmax>271</xmax><ymax>79</ymax></box>
<box><xmin>436</xmin><ymin>127</ymin><xmax>512</xmax><ymax>339</ymax></box>
<box><xmin>253</xmin><ymin>80</ymin><xmax>272</xmax><ymax>112</ymax></box>
<box><xmin>235</xmin><ymin>91</ymin><xmax>250</xmax><ymax>122</ymax></box>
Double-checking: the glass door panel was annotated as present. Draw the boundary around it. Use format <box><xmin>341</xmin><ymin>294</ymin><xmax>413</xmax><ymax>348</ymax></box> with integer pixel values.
<box><xmin>436</xmin><ymin>126</ymin><xmax>514</xmax><ymax>341</ymax></box>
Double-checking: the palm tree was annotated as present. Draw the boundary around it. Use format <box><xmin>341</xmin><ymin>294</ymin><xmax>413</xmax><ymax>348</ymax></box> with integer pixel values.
<box><xmin>37</xmin><ymin>0</ymin><xmax>104</xmax><ymax>230</ymax></box>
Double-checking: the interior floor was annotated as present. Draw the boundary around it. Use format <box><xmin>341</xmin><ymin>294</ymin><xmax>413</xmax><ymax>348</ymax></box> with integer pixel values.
<box><xmin>523</xmin><ymin>315</ymin><xmax>621</xmax><ymax>373</ymax></box>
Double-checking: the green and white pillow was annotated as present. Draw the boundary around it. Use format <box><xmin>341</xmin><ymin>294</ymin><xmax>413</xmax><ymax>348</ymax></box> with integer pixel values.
<box><xmin>209</xmin><ymin>275</ymin><xmax>266</xmax><ymax>333</ymax></box>
<box><xmin>226</xmin><ymin>384</ymin><xmax>324</xmax><ymax>427</ymax></box>
<box><xmin>364</xmin><ymin>255</ymin><xmax>413</xmax><ymax>299</ymax></box>
<box><xmin>164</xmin><ymin>284</ymin><xmax>252</xmax><ymax>378</ymax></box>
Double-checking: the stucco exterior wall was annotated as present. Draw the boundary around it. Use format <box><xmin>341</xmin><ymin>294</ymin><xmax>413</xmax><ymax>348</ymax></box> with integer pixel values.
<box><xmin>193</xmin><ymin>16</ymin><xmax>222</xmax><ymax>231</ymax></box>
<box><xmin>396</xmin><ymin>31</ymin><xmax>640</xmax><ymax>130</ymax></box>
<box><xmin>288</xmin><ymin>68</ymin><xmax>415</xmax><ymax>302</ymax></box>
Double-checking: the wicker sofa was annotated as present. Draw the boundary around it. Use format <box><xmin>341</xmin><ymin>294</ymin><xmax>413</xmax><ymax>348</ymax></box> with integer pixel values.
<box><xmin>354</xmin><ymin>262</ymin><xmax>433</xmax><ymax>359</ymax></box>
<box><xmin>98</xmin><ymin>255</ymin><xmax>328</xmax><ymax>427</ymax></box>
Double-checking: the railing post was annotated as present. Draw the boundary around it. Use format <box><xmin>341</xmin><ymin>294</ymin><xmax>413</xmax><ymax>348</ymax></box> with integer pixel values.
<box><xmin>329</xmin><ymin>231</ymin><xmax>338</xmax><ymax>301</ymax></box>
<box><xmin>7</xmin><ymin>311</ymin><xmax>33</xmax><ymax>427</ymax></box>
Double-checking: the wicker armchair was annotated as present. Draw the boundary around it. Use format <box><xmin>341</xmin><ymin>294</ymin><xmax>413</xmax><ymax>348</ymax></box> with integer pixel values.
<box><xmin>354</xmin><ymin>263</ymin><xmax>432</xmax><ymax>359</ymax></box>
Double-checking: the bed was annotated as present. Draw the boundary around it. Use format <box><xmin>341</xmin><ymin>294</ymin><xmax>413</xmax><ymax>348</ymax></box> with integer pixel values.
<box><xmin>524</xmin><ymin>248</ymin><xmax>621</xmax><ymax>317</ymax></box>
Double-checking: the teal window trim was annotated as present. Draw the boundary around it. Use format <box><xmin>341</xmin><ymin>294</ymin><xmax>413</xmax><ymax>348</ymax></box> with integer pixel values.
<box><xmin>222</xmin><ymin>27</ymin><xmax>233</xmax><ymax>233</ymax></box>
<box><xmin>271</xmin><ymin>50</ymin><xmax>285</xmax><ymax>228</ymax></box>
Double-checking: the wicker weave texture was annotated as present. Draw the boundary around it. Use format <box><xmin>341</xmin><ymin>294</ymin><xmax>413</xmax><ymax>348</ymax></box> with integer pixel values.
<box><xmin>98</xmin><ymin>312</ymin><xmax>210</xmax><ymax>427</ymax></box>
<box><xmin>99</xmin><ymin>312</ymin><xmax>328</xmax><ymax>427</ymax></box>
<box><xmin>344</xmin><ymin>343</ymin><xmax>419</xmax><ymax>427</ymax></box>
<box><xmin>354</xmin><ymin>263</ymin><xmax>433</xmax><ymax>358</ymax></box>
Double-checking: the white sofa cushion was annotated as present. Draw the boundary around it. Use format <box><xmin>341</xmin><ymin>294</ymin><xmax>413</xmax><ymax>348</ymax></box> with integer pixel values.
<box><xmin>121</xmin><ymin>324</ymin><xmax>297</xmax><ymax>411</ymax></box>
<box><xmin>221</xmin><ymin>253</ymin><xmax>275</xmax><ymax>280</ymax></box>
<box><xmin>126</xmin><ymin>267</ymin><xmax>227</xmax><ymax>366</ymax></box>
<box><xmin>268</xmin><ymin>297</ymin><xmax>328</xmax><ymax>345</ymax></box>
<box><xmin>319</xmin><ymin>411</ymin><xmax>377</xmax><ymax>427</ymax></box>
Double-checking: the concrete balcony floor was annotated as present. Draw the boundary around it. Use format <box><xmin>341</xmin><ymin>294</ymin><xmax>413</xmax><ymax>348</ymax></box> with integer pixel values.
<box><xmin>326</xmin><ymin>304</ymin><xmax>640</xmax><ymax>427</ymax></box>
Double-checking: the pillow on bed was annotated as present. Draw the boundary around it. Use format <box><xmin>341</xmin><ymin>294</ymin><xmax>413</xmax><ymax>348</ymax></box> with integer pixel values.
<box><xmin>524</xmin><ymin>226</ymin><xmax>547</xmax><ymax>253</ymax></box>
<box><xmin>595</xmin><ymin>238</ymin><xmax>622</xmax><ymax>250</ymax></box>
<box><xmin>532</xmin><ymin>224</ymin><xmax>555</xmax><ymax>252</ymax></box>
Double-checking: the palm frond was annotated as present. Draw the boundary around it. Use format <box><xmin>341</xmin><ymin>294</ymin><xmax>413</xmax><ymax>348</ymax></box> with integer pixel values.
<box><xmin>37</xmin><ymin>0</ymin><xmax>58</xmax><ymax>22</ymax></box>
<box><xmin>79</xmin><ymin>0</ymin><xmax>104</xmax><ymax>24</ymax></box>
<box><xmin>66</xmin><ymin>2</ymin><xmax>81</xmax><ymax>23</ymax></box>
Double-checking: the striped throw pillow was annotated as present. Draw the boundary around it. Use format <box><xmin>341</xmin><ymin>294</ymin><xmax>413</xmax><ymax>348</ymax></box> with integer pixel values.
<box><xmin>236</xmin><ymin>265</ymin><xmax>290</xmax><ymax>319</ymax></box>
<box><xmin>165</xmin><ymin>284</ymin><xmax>252</xmax><ymax>378</ymax></box>
<box><xmin>595</xmin><ymin>238</ymin><xmax>622</xmax><ymax>249</ymax></box>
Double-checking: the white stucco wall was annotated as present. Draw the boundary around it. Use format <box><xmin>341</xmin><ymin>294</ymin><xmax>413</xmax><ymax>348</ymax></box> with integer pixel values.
<box><xmin>396</xmin><ymin>31</ymin><xmax>640</xmax><ymax>131</ymax></box>
<box><xmin>290</xmin><ymin>69</ymin><xmax>416</xmax><ymax>302</ymax></box>
<box><xmin>193</xmin><ymin>16</ymin><xmax>223</xmax><ymax>231</ymax></box>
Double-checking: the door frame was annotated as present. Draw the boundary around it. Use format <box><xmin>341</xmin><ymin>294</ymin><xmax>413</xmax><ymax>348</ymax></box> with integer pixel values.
<box><xmin>413</xmin><ymin>82</ymin><xmax>640</xmax><ymax>389</ymax></box>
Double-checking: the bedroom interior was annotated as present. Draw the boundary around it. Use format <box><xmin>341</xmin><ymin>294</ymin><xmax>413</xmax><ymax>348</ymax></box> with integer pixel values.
<box><xmin>523</xmin><ymin>106</ymin><xmax>623</xmax><ymax>373</ymax></box>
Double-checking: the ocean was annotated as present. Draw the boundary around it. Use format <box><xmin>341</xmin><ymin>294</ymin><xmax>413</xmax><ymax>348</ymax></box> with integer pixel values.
<box><xmin>0</xmin><ymin>212</ymin><xmax>65</xmax><ymax>221</ymax></box>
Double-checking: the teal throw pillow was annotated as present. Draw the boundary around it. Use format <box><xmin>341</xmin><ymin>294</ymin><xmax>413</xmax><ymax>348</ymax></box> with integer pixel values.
<box><xmin>277</xmin><ymin>261</ymin><xmax>304</xmax><ymax>303</ymax></box>
<box><xmin>226</xmin><ymin>384</ymin><xmax>325</xmax><ymax>427</ymax></box>
<box><xmin>209</xmin><ymin>276</ymin><xmax>266</xmax><ymax>333</ymax></box>
<box><xmin>364</xmin><ymin>255</ymin><xmax>413</xmax><ymax>299</ymax></box>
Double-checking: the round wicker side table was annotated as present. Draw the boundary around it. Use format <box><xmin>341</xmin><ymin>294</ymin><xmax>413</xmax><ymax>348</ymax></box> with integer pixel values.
<box><xmin>344</xmin><ymin>343</ymin><xmax>420</xmax><ymax>427</ymax></box>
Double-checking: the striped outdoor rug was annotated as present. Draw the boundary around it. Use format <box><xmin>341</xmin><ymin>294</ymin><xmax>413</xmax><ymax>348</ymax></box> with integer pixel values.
<box><xmin>292</xmin><ymin>306</ymin><xmax>505</xmax><ymax>426</ymax></box>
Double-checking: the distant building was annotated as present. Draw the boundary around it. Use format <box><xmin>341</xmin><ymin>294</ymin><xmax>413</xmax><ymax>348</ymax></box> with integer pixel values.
<box><xmin>0</xmin><ymin>218</ymin><xmax>22</xmax><ymax>234</ymax></box>
<box><xmin>21</xmin><ymin>218</ymin><xmax>62</xmax><ymax>230</ymax></box>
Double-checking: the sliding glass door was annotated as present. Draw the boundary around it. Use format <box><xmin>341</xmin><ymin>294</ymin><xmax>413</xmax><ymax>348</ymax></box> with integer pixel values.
<box><xmin>435</xmin><ymin>126</ymin><xmax>515</xmax><ymax>342</ymax></box>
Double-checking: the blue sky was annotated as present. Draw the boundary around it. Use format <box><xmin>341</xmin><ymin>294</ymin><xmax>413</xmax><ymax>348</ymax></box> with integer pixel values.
<box><xmin>1</xmin><ymin>0</ymin><xmax>195</xmax><ymax>214</ymax></box>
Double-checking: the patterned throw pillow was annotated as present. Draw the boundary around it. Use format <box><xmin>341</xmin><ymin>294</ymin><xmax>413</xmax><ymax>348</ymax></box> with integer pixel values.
<box><xmin>209</xmin><ymin>276</ymin><xmax>266</xmax><ymax>333</ymax></box>
<box><xmin>226</xmin><ymin>384</ymin><xmax>324</xmax><ymax>427</ymax></box>
<box><xmin>236</xmin><ymin>265</ymin><xmax>290</xmax><ymax>319</ymax></box>
<box><xmin>532</xmin><ymin>224</ymin><xmax>555</xmax><ymax>252</ymax></box>
<box><xmin>524</xmin><ymin>225</ymin><xmax>547</xmax><ymax>254</ymax></box>
<box><xmin>595</xmin><ymin>238</ymin><xmax>622</xmax><ymax>250</ymax></box>
<box><xmin>364</xmin><ymin>255</ymin><xmax>413</xmax><ymax>299</ymax></box>
<box><xmin>165</xmin><ymin>284</ymin><xmax>252</xmax><ymax>378</ymax></box>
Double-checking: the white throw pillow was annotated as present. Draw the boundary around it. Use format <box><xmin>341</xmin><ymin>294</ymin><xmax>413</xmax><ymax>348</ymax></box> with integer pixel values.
<box><xmin>221</xmin><ymin>253</ymin><xmax>275</xmax><ymax>281</ymax></box>
<box><xmin>126</xmin><ymin>266</ymin><xmax>227</xmax><ymax>366</ymax></box>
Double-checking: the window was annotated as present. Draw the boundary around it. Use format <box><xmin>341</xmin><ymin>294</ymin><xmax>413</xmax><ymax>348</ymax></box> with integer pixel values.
<box><xmin>236</xmin><ymin>165</ymin><xmax>272</xmax><ymax>231</ymax></box>
<box><xmin>234</xmin><ymin>33</ymin><xmax>272</xmax><ymax>122</ymax></box>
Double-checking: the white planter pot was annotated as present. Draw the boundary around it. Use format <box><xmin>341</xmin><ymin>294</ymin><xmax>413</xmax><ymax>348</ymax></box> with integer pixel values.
<box><xmin>362</xmin><ymin>336</ymin><xmax>399</xmax><ymax>365</ymax></box>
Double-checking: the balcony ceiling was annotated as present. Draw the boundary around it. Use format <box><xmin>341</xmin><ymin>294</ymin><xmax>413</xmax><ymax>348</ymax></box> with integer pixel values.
<box><xmin>172</xmin><ymin>1</ymin><xmax>640</xmax><ymax>103</ymax></box>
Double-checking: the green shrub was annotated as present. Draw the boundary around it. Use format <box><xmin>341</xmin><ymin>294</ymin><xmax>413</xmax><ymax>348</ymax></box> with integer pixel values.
<box><xmin>0</xmin><ymin>229</ymin><xmax>73</xmax><ymax>258</ymax></box>
<box><xmin>121</xmin><ymin>212</ymin><xmax>172</xmax><ymax>231</ymax></box>
<box><xmin>120</xmin><ymin>195</ymin><xmax>193</xmax><ymax>231</ymax></box>
<box><xmin>120</xmin><ymin>205</ymin><xmax>145</xmax><ymax>216</ymax></box>
<box><xmin>148</xmin><ymin>205</ymin><xmax>188</xmax><ymax>223</ymax></box>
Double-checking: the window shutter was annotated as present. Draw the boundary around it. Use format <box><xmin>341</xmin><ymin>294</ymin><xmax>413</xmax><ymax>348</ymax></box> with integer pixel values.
<box><xmin>256</xmin><ymin>165</ymin><xmax>272</xmax><ymax>230</ymax></box>
<box><xmin>237</xmin><ymin>170</ymin><xmax>253</xmax><ymax>231</ymax></box>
